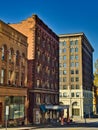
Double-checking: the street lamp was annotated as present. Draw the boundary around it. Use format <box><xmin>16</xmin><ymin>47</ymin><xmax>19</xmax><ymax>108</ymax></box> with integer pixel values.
<box><xmin>5</xmin><ymin>96</ymin><xmax>9</xmax><ymax>130</ymax></box>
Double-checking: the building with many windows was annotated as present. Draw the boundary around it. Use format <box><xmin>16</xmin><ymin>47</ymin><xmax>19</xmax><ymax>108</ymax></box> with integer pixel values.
<box><xmin>10</xmin><ymin>15</ymin><xmax>59</xmax><ymax>124</ymax></box>
<box><xmin>59</xmin><ymin>33</ymin><xmax>94</xmax><ymax>119</ymax></box>
<box><xmin>0</xmin><ymin>20</ymin><xmax>28</xmax><ymax>126</ymax></box>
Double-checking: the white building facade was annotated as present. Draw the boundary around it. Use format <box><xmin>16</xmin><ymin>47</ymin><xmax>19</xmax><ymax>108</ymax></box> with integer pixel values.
<box><xmin>59</xmin><ymin>33</ymin><xmax>94</xmax><ymax>119</ymax></box>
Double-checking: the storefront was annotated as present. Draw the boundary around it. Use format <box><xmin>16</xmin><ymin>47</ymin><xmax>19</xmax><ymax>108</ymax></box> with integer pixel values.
<box><xmin>0</xmin><ymin>87</ymin><xmax>27</xmax><ymax>126</ymax></box>
<box><xmin>40</xmin><ymin>104</ymin><xmax>69</xmax><ymax>124</ymax></box>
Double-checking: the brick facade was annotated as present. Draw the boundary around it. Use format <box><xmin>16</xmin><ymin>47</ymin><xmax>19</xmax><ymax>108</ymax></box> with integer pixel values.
<box><xmin>10</xmin><ymin>15</ymin><xmax>59</xmax><ymax>124</ymax></box>
<box><xmin>0</xmin><ymin>20</ymin><xmax>28</xmax><ymax>126</ymax></box>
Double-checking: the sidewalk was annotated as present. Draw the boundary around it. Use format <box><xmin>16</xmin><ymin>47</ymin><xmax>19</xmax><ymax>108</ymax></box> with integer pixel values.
<box><xmin>0</xmin><ymin>118</ymin><xmax>98</xmax><ymax>129</ymax></box>
<box><xmin>0</xmin><ymin>127</ymin><xmax>34</xmax><ymax>130</ymax></box>
<box><xmin>73</xmin><ymin>118</ymin><xmax>98</xmax><ymax>123</ymax></box>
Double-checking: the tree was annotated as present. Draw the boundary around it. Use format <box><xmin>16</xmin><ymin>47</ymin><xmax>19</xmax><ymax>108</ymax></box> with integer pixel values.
<box><xmin>94</xmin><ymin>59</ymin><xmax>98</xmax><ymax>86</ymax></box>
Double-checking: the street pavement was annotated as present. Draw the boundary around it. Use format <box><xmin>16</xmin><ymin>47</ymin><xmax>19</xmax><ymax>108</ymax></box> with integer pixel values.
<box><xmin>0</xmin><ymin>118</ymin><xmax>98</xmax><ymax>130</ymax></box>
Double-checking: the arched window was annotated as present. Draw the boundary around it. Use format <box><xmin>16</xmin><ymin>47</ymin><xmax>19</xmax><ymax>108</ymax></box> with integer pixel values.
<box><xmin>16</xmin><ymin>50</ymin><xmax>20</xmax><ymax>66</ymax></box>
<box><xmin>9</xmin><ymin>48</ymin><xmax>14</xmax><ymax>63</ymax></box>
<box><xmin>21</xmin><ymin>53</ymin><xmax>25</xmax><ymax>67</ymax></box>
<box><xmin>1</xmin><ymin>45</ymin><xmax>7</xmax><ymax>61</ymax></box>
<box><xmin>0</xmin><ymin>68</ymin><xmax>6</xmax><ymax>84</ymax></box>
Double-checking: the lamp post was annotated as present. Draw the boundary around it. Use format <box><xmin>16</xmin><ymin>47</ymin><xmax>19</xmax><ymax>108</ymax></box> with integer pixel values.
<box><xmin>5</xmin><ymin>106</ymin><xmax>9</xmax><ymax>130</ymax></box>
<box><xmin>5</xmin><ymin>96</ymin><xmax>9</xmax><ymax>130</ymax></box>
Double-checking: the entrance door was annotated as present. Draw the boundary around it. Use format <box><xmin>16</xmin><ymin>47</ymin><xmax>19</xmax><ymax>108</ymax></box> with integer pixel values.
<box><xmin>0</xmin><ymin>103</ymin><xmax>2</xmax><ymax>123</ymax></box>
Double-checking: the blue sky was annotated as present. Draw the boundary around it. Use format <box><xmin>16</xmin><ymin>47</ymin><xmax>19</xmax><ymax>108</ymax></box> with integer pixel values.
<box><xmin>0</xmin><ymin>0</ymin><xmax>98</xmax><ymax>69</ymax></box>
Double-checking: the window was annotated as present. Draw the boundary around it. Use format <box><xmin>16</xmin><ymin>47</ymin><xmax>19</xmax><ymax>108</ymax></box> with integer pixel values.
<box><xmin>63</xmin><ymin>63</ymin><xmax>66</xmax><ymax>68</ymax></box>
<box><xmin>75</xmin><ymin>40</ymin><xmax>78</xmax><ymax>45</ymax></box>
<box><xmin>71</xmin><ymin>92</ymin><xmax>74</xmax><ymax>97</ymax></box>
<box><xmin>1</xmin><ymin>46</ymin><xmax>4</xmax><ymax>60</ymax></box>
<box><xmin>15</xmin><ymin>72</ymin><xmax>19</xmax><ymax>86</ymax></box>
<box><xmin>9</xmin><ymin>48</ymin><xmax>14</xmax><ymax>62</ymax></box>
<box><xmin>21</xmin><ymin>53</ymin><xmax>25</xmax><ymax>66</ymax></box>
<box><xmin>63</xmin><ymin>77</ymin><xmax>66</xmax><ymax>82</ymax></box>
<box><xmin>75</xmin><ymin>62</ymin><xmax>79</xmax><ymax>67</ymax></box>
<box><xmin>70</xmin><ymin>62</ymin><xmax>74</xmax><ymax>67</ymax></box>
<box><xmin>1</xmin><ymin>45</ymin><xmax>7</xmax><ymax>61</ymax></box>
<box><xmin>76</xmin><ymin>92</ymin><xmax>80</xmax><ymax>97</ymax></box>
<box><xmin>70</xmin><ymin>41</ymin><xmax>74</xmax><ymax>46</ymax></box>
<box><xmin>59</xmin><ymin>41</ymin><xmax>66</xmax><ymax>46</ymax></box>
<box><xmin>70</xmin><ymin>55</ymin><xmax>74</xmax><ymax>60</ymax></box>
<box><xmin>71</xmin><ymin>70</ymin><xmax>74</xmax><ymax>74</ymax></box>
<box><xmin>71</xmin><ymin>84</ymin><xmax>74</xmax><ymax>89</ymax></box>
<box><xmin>37</xmin><ymin>50</ymin><xmax>40</xmax><ymax>58</ymax></box>
<box><xmin>37</xmin><ymin>65</ymin><xmax>41</xmax><ymax>73</ymax></box>
<box><xmin>63</xmin><ymin>92</ymin><xmax>67</xmax><ymax>97</ymax></box>
<box><xmin>71</xmin><ymin>77</ymin><xmax>74</xmax><ymax>82</ymax></box>
<box><xmin>76</xmin><ymin>84</ymin><xmax>79</xmax><ymax>89</ymax></box>
<box><xmin>72</xmin><ymin>108</ymin><xmax>80</xmax><ymax>116</ymax></box>
<box><xmin>37</xmin><ymin>80</ymin><xmax>40</xmax><ymax>87</ymax></box>
<box><xmin>76</xmin><ymin>70</ymin><xmax>79</xmax><ymax>74</ymax></box>
<box><xmin>63</xmin><ymin>85</ymin><xmax>67</xmax><ymax>89</ymax></box>
<box><xmin>8</xmin><ymin>70</ymin><xmax>12</xmax><ymax>85</ymax></box>
<box><xmin>75</xmin><ymin>55</ymin><xmax>78</xmax><ymax>60</ymax></box>
<box><xmin>63</xmin><ymin>48</ymin><xmax>66</xmax><ymax>53</ymax></box>
<box><xmin>59</xmin><ymin>49</ymin><xmax>62</xmax><ymax>53</ymax></box>
<box><xmin>16</xmin><ymin>51</ymin><xmax>20</xmax><ymax>66</ymax></box>
<box><xmin>63</xmin><ymin>41</ymin><xmax>66</xmax><ymax>46</ymax></box>
<box><xmin>63</xmin><ymin>70</ymin><xmax>67</xmax><ymax>75</ymax></box>
<box><xmin>70</xmin><ymin>48</ymin><xmax>74</xmax><ymax>53</ymax></box>
<box><xmin>1</xmin><ymin>69</ymin><xmax>5</xmax><ymax>84</ymax></box>
<box><xmin>76</xmin><ymin>77</ymin><xmax>79</xmax><ymax>82</ymax></box>
<box><xmin>36</xmin><ymin>94</ymin><xmax>41</xmax><ymax>105</ymax></box>
<box><xmin>75</xmin><ymin>47</ymin><xmax>78</xmax><ymax>52</ymax></box>
<box><xmin>63</xmin><ymin>56</ymin><xmax>66</xmax><ymax>60</ymax></box>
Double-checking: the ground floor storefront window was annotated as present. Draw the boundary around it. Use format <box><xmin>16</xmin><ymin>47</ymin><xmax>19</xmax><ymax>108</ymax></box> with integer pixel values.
<box><xmin>72</xmin><ymin>108</ymin><xmax>80</xmax><ymax>116</ymax></box>
<box><xmin>5</xmin><ymin>96</ymin><xmax>25</xmax><ymax>125</ymax></box>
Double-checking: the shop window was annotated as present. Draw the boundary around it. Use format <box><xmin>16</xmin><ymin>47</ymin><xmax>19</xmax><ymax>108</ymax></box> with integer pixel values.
<box><xmin>8</xmin><ymin>96</ymin><xmax>25</xmax><ymax>120</ymax></box>
<box><xmin>72</xmin><ymin>108</ymin><xmax>80</xmax><ymax>116</ymax></box>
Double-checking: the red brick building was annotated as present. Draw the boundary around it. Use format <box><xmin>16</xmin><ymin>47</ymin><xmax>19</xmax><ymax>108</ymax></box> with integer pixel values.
<box><xmin>0</xmin><ymin>20</ymin><xmax>28</xmax><ymax>126</ymax></box>
<box><xmin>10</xmin><ymin>15</ymin><xmax>59</xmax><ymax>124</ymax></box>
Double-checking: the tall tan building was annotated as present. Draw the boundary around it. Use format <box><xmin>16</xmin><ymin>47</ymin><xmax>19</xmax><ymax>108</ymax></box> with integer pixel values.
<box><xmin>59</xmin><ymin>33</ymin><xmax>94</xmax><ymax>119</ymax></box>
<box><xmin>0</xmin><ymin>20</ymin><xmax>28</xmax><ymax>126</ymax></box>
<box><xmin>10</xmin><ymin>15</ymin><xmax>59</xmax><ymax>124</ymax></box>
